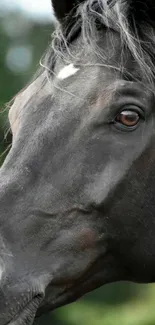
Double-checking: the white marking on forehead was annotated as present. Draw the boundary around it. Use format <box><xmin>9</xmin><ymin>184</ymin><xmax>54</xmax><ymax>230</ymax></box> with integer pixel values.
<box><xmin>57</xmin><ymin>64</ymin><xmax>79</xmax><ymax>80</ymax></box>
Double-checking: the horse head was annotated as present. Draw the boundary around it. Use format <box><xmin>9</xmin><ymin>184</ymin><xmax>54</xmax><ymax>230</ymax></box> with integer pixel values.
<box><xmin>1</xmin><ymin>0</ymin><xmax>155</xmax><ymax>324</ymax></box>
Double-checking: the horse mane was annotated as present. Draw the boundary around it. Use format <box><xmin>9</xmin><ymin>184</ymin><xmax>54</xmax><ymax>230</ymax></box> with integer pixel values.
<box><xmin>44</xmin><ymin>0</ymin><xmax>155</xmax><ymax>87</ymax></box>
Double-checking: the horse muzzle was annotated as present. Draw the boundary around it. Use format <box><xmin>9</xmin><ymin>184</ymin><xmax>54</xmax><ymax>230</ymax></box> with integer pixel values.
<box><xmin>7</xmin><ymin>295</ymin><xmax>43</xmax><ymax>325</ymax></box>
<box><xmin>0</xmin><ymin>275</ymin><xmax>45</xmax><ymax>325</ymax></box>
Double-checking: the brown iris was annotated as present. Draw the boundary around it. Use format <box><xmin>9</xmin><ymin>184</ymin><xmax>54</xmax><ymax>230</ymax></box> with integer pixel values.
<box><xmin>115</xmin><ymin>110</ymin><xmax>140</xmax><ymax>127</ymax></box>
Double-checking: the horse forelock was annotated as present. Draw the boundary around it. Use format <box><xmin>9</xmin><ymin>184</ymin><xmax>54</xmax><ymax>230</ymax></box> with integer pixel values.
<box><xmin>6</xmin><ymin>0</ymin><xmax>155</xmax><ymax>119</ymax></box>
<box><xmin>42</xmin><ymin>0</ymin><xmax>155</xmax><ymax>90</ymax></box>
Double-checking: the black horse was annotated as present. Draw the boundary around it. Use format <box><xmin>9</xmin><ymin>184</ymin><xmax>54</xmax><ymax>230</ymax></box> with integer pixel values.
<box><xmin>1</xmin><ymin>0</ymin><xmax>155</xmax><ymax>324</ymax></box>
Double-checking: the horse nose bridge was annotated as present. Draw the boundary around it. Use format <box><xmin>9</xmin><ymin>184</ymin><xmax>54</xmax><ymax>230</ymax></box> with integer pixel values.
<box><xmin>0</xmin><ymin>172</ymin><xmax>36</xmax><ymax>226</ymax></box>
<box><xmin>0</xmin><ymin>262</ymin><xmax>6</xmax><ymax>288</ymax></box>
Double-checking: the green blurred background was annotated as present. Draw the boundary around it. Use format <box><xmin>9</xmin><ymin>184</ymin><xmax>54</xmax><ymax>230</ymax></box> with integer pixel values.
<box><xmin>0</xmin><ymin>2</ymin><xmax>155</xmax><ymax>325</ymax></box>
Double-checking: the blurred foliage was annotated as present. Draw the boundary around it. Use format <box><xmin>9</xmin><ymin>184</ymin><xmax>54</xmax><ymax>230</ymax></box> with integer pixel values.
<box><xmin>0</xmin><ymin>12</ymin><xmax>52</xmax><ymax>163</ymax></box>
<box><xmin>1</xmin><ymin>8</ymin><xmax>155</xmax><ymax>325</ymax></box>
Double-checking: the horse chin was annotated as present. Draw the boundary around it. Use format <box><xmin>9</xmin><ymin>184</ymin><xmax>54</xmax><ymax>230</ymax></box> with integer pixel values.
<box><xmin>37</xmin><ymin>279</ymin><xmax>107</xmax><ymax>318</ymax></box>
<box><xmin>36</xmin><ymin>269</ymin><xmax>120</xmax><ymax>318</ymax></box>
<box><xmin>36</xmin><ymin>275</ymin><xmax>98</xmax><ymax>317</ymax></box>
<box><xmin>36</xmin><ymin>255</ymin><xmax>124</xmax><ymax>319</ymax></box>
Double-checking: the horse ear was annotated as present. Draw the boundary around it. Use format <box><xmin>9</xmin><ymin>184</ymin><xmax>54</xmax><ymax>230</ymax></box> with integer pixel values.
<box><xmin>52</xmin><ymin>0</ymin><xmax>84</xmax><ymax>22</ymax></box>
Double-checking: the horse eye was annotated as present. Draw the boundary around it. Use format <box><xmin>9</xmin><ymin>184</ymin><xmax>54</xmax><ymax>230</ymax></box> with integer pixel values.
<box><xmin>115</xmin><ymin>110</ymin><xmax>140</xmax><ymax>127</ymax></box>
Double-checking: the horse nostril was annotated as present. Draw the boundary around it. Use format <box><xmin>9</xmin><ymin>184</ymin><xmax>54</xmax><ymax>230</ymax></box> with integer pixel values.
<box><xmin>32</xmin><ymin>293</ymin><xmax>44</xmax><ymax>306</ymax></box>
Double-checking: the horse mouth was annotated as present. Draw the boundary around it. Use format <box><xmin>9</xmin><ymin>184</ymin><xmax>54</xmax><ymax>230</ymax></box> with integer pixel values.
<box><xmin>7</xmin><ymin>295</ymin><xmax>43</xmax><ymax>325</ymax></box>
